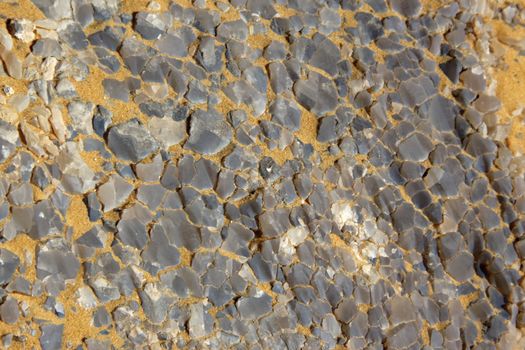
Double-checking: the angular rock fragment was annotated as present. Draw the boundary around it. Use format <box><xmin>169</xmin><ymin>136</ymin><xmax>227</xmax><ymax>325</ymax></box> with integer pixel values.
<box><xmin>39</xmin><ymin>323</ymin><xmax>64</xmax><ymax>350</ymax></box>
<box><xmin>32</xmin><ymin>38</ymin><xmax>63</xmax><ymax>57</ymax></box>
<box><xmin>160</xmin><ymin>267</ymin><xmax>203</xmax><ymax>298</ymax></box>
<box><xmin>193</xmin><ymin>8</ymin><xmax>220</xmax><ymax>33</ymax></box>
<box><xmin>77</xmin><ymin>286</ymin><xmax>98</xmax><ymax>309</ymax></box>
<box><xmin>92</xmin><ymin>105</ymin><xmax>113</xmax><ymax>137</ymax></box>
<box><xmin>118</xmin><ymin>37</ymin><xmax>155</xmax><ymax>75</ymax></box>
<box><xmin>222</xmin><ymin>223</ymin><xmax>255</xmax><ymax>260</ymax></box>
<box><xmin>445</xmin><ymin>251</ymin><xmax>474</xmax><ymax>282</ymax></box>
<box><xmin>0</xmin><ymin>120</ymin><xmax>20</xmax><ymax>163</ymax></box>
<box><xmin>422</xmin><ymin>95</ymin><xmax>458</xmax><ymax>132</ymax></box>
<box><xmin>294</xmin><ymin>71</ymin><xmax>338</xmax><ymax>116</ymax></box>
<box><xmin>116</xmin><ymin>204</ymin><xmax>152</xmax><ymax>249</ymax></box>
<box><xmin>270</xmin><ymin>98</ymin><xmax>301</xmax><ymax>132</ymax></box>
<box><xmin>85</xmin><ymin>338</ymin><xmax>111</xmax><ymax>350</ymax></box>
<box><xmin>0</xmin><ymin>297</ymin><xmax>19</xmax><ymax>324</ymax></box>
<box><xmin>223</xmin><ymin>80</ymin><xmax>267</xmax><ymax>117</ymax></box>
<box><xmin>7</xmin><ymin>19</ymin><xmax>34</xmax><ymax>43</ymax></box>
<box><xmin>473</xmin><ymin>94</ymin><xmax>501</xmax><ymax>114</ymax></box>
<box><xmin>84</xmin><ymin>192</ymin><xmax>102</xmax><ymax>222</ymax></box>
<box><xmin>217</xmin><ymin>19</ymin><xmax>248</xmax><ymax>42</ymax></box>
<box><xmin>56</xmin><ymin>142</ymin><xmax>96</xmax><ymax>194</ymax></box>
<box><xmin>31</xmin><ymin>0</ymin><xmax>73</xmax><ymax>20</ymax></box>
<box><xmin>147</xmin><ymin>116</ymin><xmax>186</xmax><ymax>149</ymax></box>
<box><xmin>155</xmin><ymin>28</ymin><xmax>195</xmax><ymax>57</ymax></box>
<box><xmin>0</xmin><ymin>249</ymin><xmax>19</xmax><ymax>285</ymax></box>
<box><xmin>0</xmin><ymin>49</ymin><xmax>22</xmax><ymax>80</ymax></box>
<box><xmin>189</xmin><ymin>303</ymin><xmax>213</xmax><ymax>338</ymax></box>
<box><xmin>58</xmin><ymin>21</ymin><xmax>88</xmax><ymax>50</ymax></box>
<box><xmin>139</xmin><ymin>283</ymin><xmax>172</xmax><ymax>324</ymax></box>
<box><xmin>157</xmin><ymin>209</ymin><xmax>201</xmax><ymax>251</ymax></box>
<box><xmin>398</xmin><ymin>133</ymin><xmax>433</xmax><ymax>162</ymax></box>
<box><xmin>28</xmin><ymin>200</ymin><xmax>64</xmax><ymax>240</ymax></box>
<box><xmin>389</xmin><ymin>0</ymin><xmax>421</xmax><ymax>17</ymax></box>
<box><xmin>92</xmin><ymin>306</ymin><xmax>111</xmax><ymax>327</ymax></box>
<box><xmin>102</xmin><ymin>79</ymin><xmax>132</xmax><ymax>102</ymax></box>
<box><xmin>7</xmin><ymin>183</ymin><xmax>33</xmax><ymax>206</ymax></box>
<box><xmin>185</xmin><ymin>109</ymin><xmax>232</xmax><ymax>155</ymax></box>
<box><xmin>309</xmin><ymin>34</ymin><xmax>341</xmax><ymax>76</ymax></box>
<box><xmin>68</xmin><ymin>100</ymin><xmax>95</xmax><ymax>134</ymax></box>
<box><xmin>88</xmin><ymin>26</ymin><xmax>124</xmax><ymax>51</ymax></box>
<box><xmin>37</xmin><ymin>239</ymin><xmax>80</xmax><ymax>282</ymax></box>
<box><xmin>142</xmin><ymin>225</ymin><xmax>180</xmax><ymax>272</ymax></box>
<box><xmin>195</xmin><ymin>36</ymin><xmax>224</xmax><ymax>72</ymax></box>
<box><xmin>134</xmin><ymin>12</ymin><xmax>170</xmax><ymax>40</ymax></box>
<box><xmin>107</xmin><ymin>119</ymin><xmax>159</xmax><ymax>162</ymax></box>
<box><xmin>440</xmin><ymin>58</ymin><xmax>462</xmax><ymax>83</ymax></box>
<box><xmin>237</xmin><ymin>292</ymin><xmax>273</xmax><ymax>320</ymax></box>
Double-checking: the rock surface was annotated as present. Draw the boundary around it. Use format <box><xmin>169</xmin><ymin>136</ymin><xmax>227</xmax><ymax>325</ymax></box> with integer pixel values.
<box><xmin>0</xmin><ymin>0</ymin><xmax>523</xmax><ymax>349</ymax></box>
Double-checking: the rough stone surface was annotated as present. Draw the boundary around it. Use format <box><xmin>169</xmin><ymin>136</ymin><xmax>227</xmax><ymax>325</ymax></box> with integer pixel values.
<box><xmin>0</xmin><ymin>1</ymin><xmax>523</xmax><ymax>349</ymax></box>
